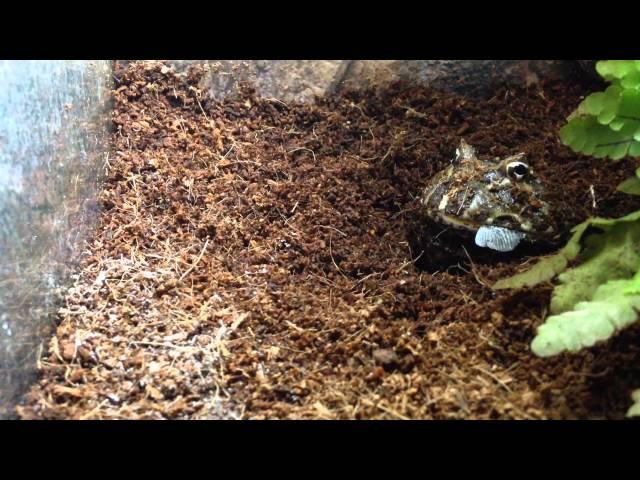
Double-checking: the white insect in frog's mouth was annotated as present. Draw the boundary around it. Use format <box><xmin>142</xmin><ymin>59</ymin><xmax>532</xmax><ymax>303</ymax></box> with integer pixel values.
<box><xmin>474</xmin><ymin>226</ymin><xmax>525</xmax><ymax>252</ymax></box>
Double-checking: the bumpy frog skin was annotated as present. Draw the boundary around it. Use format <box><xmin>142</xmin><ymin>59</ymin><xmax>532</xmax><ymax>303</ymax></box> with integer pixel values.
<box><xmin>421</xmin><ymin>139</ymin><xmax>556</xmax><ymax>252</ymax></box>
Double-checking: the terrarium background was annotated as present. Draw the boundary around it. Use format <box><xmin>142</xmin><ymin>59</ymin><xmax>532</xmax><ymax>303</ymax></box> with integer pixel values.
<box><xmin>0</xmin><ymin>60</ymin><xmax>589</xmax><ymax>418</ymax></box>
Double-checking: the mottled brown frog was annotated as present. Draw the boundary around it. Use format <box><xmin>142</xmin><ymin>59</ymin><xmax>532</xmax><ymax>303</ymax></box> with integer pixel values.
<box><xmin>421</xmin><ymin>139</ymin><xmax>558</xmax><ymax>252</ymax></box>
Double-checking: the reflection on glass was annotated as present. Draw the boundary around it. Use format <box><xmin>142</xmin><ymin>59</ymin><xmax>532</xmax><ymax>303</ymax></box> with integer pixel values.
<box><xmin>0</xmin><ymin>61</ymin><xmax>112</xmax><ymax>418</ymax></box>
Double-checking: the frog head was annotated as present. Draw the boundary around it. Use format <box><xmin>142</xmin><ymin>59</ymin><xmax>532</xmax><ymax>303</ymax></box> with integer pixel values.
<box><xmin>421</xmin><ymin>139</ymin><xmax>557</xmax><ymax>252</ymax></box>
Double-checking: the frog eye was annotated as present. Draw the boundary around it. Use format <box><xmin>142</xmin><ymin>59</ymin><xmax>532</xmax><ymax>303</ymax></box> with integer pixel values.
<box><xmin>506</xmin><ymin>161</ymin><xmax>529</xmax><ymax>181</ymax></box>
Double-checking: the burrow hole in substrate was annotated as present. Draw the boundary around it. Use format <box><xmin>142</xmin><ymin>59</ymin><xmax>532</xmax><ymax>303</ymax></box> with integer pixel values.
<box><xmin>406</xmin><ymin>219</ymin><xmax>562</xmax><ymax>275</ymax></box>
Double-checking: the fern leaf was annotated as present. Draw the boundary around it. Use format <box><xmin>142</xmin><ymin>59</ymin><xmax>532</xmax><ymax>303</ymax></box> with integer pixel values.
<box><xmin>596</xmin><ymin>60</ymin><xmax>640</xmax><ymax>83</ymax></box>
<box><xmin>560</xmin><ymin>116</ymin><xmax>639</xmax><ymax>160</ymax></box>
<box><xmin>550</xmin><ymin>220</ymin><xmax>640</xmax><ymax>313</ymax></box>
<box><xmin>531</xmin><ymin>278</ymin><xmax>640</xmax><ymax>357</ymax></box>
<box><xmin>493</xmin><ymin>212</ymin><xmax>640</xmax><ymax>290</ymax></box>
<box><xmin>617</xmin><ymin>168</ymin><xmax>640</xmax><ymax>195</ymax></box>
<box><xmin>627</xmin><ymin>389</ymin><xmax>640</xmax><ymax>417</ymax></box>
<box><xmin>492</xmin><ymin>222</ymin><xmax>589</xmax><ymax>289</ymax></box>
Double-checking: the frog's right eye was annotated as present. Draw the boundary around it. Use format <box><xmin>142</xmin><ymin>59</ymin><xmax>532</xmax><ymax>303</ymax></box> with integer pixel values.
<box><xmin>506</xmin><ymin>161</ymin><xmax>529</xmax><ymax>181</ymax></box>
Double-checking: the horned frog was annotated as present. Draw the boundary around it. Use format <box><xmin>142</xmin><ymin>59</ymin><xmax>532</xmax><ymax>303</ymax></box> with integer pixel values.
<box><xmin>417</xmin><ymin>139</ymin><xmax>560</xmax><ymax>262</ymax></box>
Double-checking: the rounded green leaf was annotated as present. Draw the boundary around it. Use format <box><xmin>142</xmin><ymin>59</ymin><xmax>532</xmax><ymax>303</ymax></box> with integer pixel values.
<box><xmin>618</xmin><ymin>89</ymin><xmax>640</xmax><ymax>118</ymax></box>
<box><xmin>581</xmin><ymin>138</ymin><xmax>597</xmax><ymax>156</ymax></box>
<box><xmin>617</xmin><ymin>176</ymin><xmax>640</xmax><ymax>195</ymax></box>
<box><xmin>581</xmin><ymin>92</ymin><xmax>606</xmax><ymax>115</ymax></box>
<box><xmin>627</xmin><ymin>390</ymin><xmax>640</xmax><ymax>417</ymax></box>
<box><xmin>596</xmin><ymin>85</ymin><xmax>623</xmax><ymax>125</ymax></box>
<box><xmin>559</xmin><ymin>122</ymin><xmax>577</xmax><ymax>145</ymax></box>
<box><xmin>621</xmin><ymin>71</ymin><xmax>640</xmax><ymax>89</ymax></box>
<box><xmin>609</xmin><ymin>118</ymin><xmax>625</xmax><ymax>131</ymax></box>
<box><xmin>598</xmin><ymin>110</ymin><xmax>617</xmax><ymax>125</ymax></box>
<box><xmin>596</xmin><ymin>60</ymin><xmax>639</xmax><ymax>81</ymax></box>
<box><xmin>571</xmin><ymin>132</ymin><xmax>588</xmax><ymax>151</ymax></box>
<box><xmin>611</xmin><ymin>142</ymin><xmax>630</xmax><ymax>160</ymax></box>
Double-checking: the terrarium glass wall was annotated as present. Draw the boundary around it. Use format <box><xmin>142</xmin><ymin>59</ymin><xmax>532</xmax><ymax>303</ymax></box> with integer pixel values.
<box><xmin>0</xmin><ymin>60</ymin><xmax>112</xmax><ymax>418</ymax></box>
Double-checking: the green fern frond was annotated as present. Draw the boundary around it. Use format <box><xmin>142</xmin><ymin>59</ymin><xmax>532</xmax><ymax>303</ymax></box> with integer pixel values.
<box><xmin>596</xmin><ymin>60</ymin><xmax>640</xmax><ymax>84</ymax></box>
<box><xmin>531</xmin><ymin>278</ymin><xmax>640</xmax><ymax>357</ymax></box>
<box><xmin>628</xmin><ymin>390</ymin><xmax>640</xmax><ymax>417</ymax></box>
<box><xmin>560</xmin><ymin>116</ymin><xmax>640</xmax><ymax>160</ymax></box>
<box><xmin>617</xmin><ymin>167</ymin><xmax>640</xmax><ymax>195</ymax></box>
<box><xmin>494</xmin><ymin>59</ymin><xmax>640</xmax><ymax>416</ymax></box>
<box><xmin>559</xmin><ymin>61</ymin><xmax>640</xmax><ymax>161</ymax></box>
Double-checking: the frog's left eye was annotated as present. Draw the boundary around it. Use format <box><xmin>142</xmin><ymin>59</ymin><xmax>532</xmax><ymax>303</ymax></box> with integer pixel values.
<box><xmin>506</xmin><ymin>161</ymin><xmax>529</xmax><ymax>181</ymax></box>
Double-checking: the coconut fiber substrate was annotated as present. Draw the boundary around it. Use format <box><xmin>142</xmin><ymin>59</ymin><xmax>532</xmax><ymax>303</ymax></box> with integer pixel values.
<box><xmin>16</xmin><ymin>61</ymin><xmax>640</xmax><ymax>419</ymax></box>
